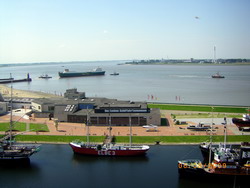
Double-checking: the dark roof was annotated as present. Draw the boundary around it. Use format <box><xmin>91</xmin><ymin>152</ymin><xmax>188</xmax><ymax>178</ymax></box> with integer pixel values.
<box><xmin>71</xmin><ymin>109</ymin><xmax>151</xmax><ymax>117</ymax></box>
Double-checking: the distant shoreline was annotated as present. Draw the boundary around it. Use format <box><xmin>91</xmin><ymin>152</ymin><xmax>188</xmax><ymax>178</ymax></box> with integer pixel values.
<box><xmin>120</xmin><ymin>62</ymin><xmax>250</xmax><ymax>66</ymax></box>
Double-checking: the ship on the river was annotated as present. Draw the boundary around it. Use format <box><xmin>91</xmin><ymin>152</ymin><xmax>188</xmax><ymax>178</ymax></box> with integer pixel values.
<box><xmin>58</xmin><ymin>67</ymin><xmax>105</xmax><ymax>78</ymax></box>
<box><xmin>211</xmin><ymin>72</ymin><xmax>225</xmax><ymax>78</ymax></box>
<box><xmin>39</xmin><ymin>74</ymin><xmax>52</xmax><ymax>79</ymax></box>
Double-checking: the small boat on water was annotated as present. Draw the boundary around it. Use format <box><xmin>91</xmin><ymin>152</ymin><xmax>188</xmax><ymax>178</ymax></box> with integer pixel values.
<box><xmin>199</xmin><ymin>142</ymin><xmax>241</xmax><ymax>160</ymax></box>
<box><xmin>59</xmin><ymin>67</ymin><xmax>105</xmax><ymax>78</ymax></box>
<box><xmin>39</xmin><ymin>74</ymin><xmax>52</xmax><ymax>79</ymax></box>
<box><xmin>110</xmin><ymin>72</ymin><xmax>119</xmax><ymax>76</ymax></box>
<box><xmin>212</xmin><ymin>72</ymin><xmax>225</xmax><ymax>78</ymax></box>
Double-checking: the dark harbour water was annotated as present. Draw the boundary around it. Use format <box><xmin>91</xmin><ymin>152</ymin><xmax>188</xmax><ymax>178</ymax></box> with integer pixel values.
<box><xmin>0</xmin><ymin>144</ymin><xmax>247</xmax><ymax>188</ymax></box>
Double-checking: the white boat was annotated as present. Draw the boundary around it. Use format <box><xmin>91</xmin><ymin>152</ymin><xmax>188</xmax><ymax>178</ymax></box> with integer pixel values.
<box><xmin>110</xmin><ymin>72</ymin><xmax>119</xmax><ymax>76</ymax></box>
<box><xmin>39</xmin><ymin>74</ymin><xmax>52</xmax><ymax>79</ymax></box>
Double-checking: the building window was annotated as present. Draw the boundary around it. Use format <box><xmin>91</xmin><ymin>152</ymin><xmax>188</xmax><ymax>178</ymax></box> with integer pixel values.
<box><xmin>48</xmin><ymin>106</ymin><xmax>55</xmax><ymax>111</ymax></box>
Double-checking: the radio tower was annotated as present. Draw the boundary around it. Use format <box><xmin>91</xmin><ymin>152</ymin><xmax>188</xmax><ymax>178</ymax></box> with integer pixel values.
<box><xmin>213</xmin><ymin>46</ymin><xmax>217</xmax><ymax>63</ymax></box>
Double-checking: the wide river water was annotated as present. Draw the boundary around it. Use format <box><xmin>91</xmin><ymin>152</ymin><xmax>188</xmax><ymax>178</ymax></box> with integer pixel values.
<box><xmin>0</xmin><ymin>144</ymin><xmax>247</xmax><ymax>188</ymax></box>
<box><xmin>1</xmin><ymin>61</ymin><xmax>250</xmax><ymax>106</ymax></box>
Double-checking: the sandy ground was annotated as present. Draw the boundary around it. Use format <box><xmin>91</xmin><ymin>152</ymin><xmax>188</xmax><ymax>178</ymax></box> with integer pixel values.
<box><xmin>0</xmin><ymin>109</ymin><xmax>246</xmax><ymax>137</ymax></box>
<box><xmin>0</xmin><ymin>84</ymin><xmax>61</xmax><ymax>98</ymax></box>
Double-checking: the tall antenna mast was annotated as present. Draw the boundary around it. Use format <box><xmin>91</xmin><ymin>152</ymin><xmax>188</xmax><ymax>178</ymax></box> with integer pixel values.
<box><xmin>214</xmin><ymin>46</ymin><xmax>217</xmax><ymax>63</ymax></box>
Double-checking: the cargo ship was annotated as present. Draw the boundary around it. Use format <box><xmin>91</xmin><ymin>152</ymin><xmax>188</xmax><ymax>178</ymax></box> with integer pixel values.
<box><xmin>0</xmin><ymin>73</ymin><xmax>32</xmax><ymax>84</ymax></box>
<box><xmin>58</xmin><ymin>67</ymin><xmax>105</xmax><ymax>78</ymax></box>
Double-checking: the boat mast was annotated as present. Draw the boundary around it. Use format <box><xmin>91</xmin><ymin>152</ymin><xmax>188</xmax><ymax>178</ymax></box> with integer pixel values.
<box><xmin>129</xmin><ymin>114</ymin><xmax>132</xmax><ymax>148</ymax></box>
<box><xmin>223</xmin><ymin>116</ymin><xmax>227</xmax><ymax>149</ymax></box>
<box><xmin>86</xmin><ymin>107</ymin><xmax>90</xmax><ymax>145</ymax></box>
<box><xmin>108</xmin><ymin>103</ymin><xmax>112</xmax><ymax>148</ymax></box>
<box><xmin>208</xmin><ymin>107</ymin><xmax>214</xmax><ymax>165</ymax></box>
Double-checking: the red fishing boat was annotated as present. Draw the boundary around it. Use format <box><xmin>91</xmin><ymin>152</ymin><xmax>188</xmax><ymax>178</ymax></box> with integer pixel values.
<box><xmin>69</xmin><ymin>112</ymin><xmax>150</xmax><ymax>156</ymax></box>
<box><xmin>69</xmin><ymin>142</ymin><xmax>149</xmax><ymax>156</ymax></box>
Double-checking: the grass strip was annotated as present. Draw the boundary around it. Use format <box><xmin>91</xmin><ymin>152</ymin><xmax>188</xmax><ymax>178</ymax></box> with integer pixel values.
<box><xmin>0</xmin><ymin>122</ymin><xmax>49</xmax><ymax>132</ymax></box>
<box><xmin>173</xmin><ymin>113</ymin><xmax>242</xmax><ymax>119</ymax></box>
<box><xmin>13</xmin><ymin>135</ymin><xmax>250</xmax><ymax>144</ymax></box>
<box><xmin>15</xmin><ymin>135</ymin><xmax>105</xmax><ymax>143</ymax></box>
<box><xmin>116</xmin><ymin>135</ymin><xmax>250</xmax><ymax>143</ymax></box>
<box><xmin>148</xmin><ymin>104</ymin><xmax>248</xmax><ymax>113</ymax></box>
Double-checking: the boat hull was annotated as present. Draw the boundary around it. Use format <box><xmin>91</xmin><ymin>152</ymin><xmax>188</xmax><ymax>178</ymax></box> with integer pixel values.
<box><xmin>212</xmin><ymin>76</ymin><xmax>225</xmax><ymax>78</ymax></box>
<box><xmin>58</xmin><ymin>71</ymin><xmax>105</xmax><ymax>78</ymax></box>
<box><xmin>179</xmin><ymin>167</ymin><xmax>250</xmax><ymax>178</ymax></box>
<box><xmin>0</xmin><ymin>154</ymin><xmax>34</xmax><ymax>160</ymax></box>
<box><xmin>178</xmin><ymin>157</ymin><xmax>250</xmax><ymax>179</ymax></box>
<box><xmin>69</xmin><ymin>143</ymin><xmax>149</xmax><ymax>156</ymax></box>
<box><xmin>232</xmin><ymin>118</ymin><xmax>250</xmax><ymax>128</ymax></box>
<box><xmin>0</xmin><ymin>143</ymin><xmax>41</xmax><ymax>160</ymax></box>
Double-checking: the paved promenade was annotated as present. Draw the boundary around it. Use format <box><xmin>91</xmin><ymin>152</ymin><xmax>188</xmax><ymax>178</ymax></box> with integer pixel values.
<box><xmin>1</xmin><ymin>110</ymin><xmax>248</xmax><ymax>137</ymax></box>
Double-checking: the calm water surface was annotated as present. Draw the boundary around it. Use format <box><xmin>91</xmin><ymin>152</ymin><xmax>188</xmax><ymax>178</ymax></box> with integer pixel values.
<box><xmin>0</xmin><ymin>61</ymin><xmax>250</xmax><ymax>106</ymax></box>
<box><xmin>0</xmin><ymin>144</ymin><xmax>247</xmax><ymax>188</ymax></box>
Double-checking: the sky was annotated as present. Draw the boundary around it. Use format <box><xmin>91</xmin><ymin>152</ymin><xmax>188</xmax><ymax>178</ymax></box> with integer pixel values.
<box><xmin>0</xmin><ymin>0</ymin><xmax>250</xmax><ymax>64</ymax></box>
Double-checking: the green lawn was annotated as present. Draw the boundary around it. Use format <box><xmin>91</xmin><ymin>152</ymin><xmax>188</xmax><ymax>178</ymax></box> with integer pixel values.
<box><xmin>172</xmin><ymin>113</ymin><xmax>242</xmax><ymax>119</ymax></box>
<box><xmin>15</xmin><ymin>135</ymin><xmax>105</xmax><ymax>143</ymax></box>
<box><xmin>0</xmin><ymin>122</ymin><xmax>49</xmax><ymax>132</ymax></box>
<box><xmin>148</xmin><ymin>104</ymin><xmax>248</xmax><ymax>113</ymax></box>
<box><xmin>12</xmin><ymin>135</ymin><xmax>250</xmax><ymax>144</ymax></box>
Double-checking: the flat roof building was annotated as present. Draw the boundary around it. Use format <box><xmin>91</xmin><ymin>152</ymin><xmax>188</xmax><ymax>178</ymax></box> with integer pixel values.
<box><xmin>32</xmin><ymin>89</ymin><xmax>160</xmax><ymax>126</ymax></box>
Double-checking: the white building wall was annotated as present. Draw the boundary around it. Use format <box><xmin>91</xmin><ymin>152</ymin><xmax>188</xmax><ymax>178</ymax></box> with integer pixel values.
<box><xmin>31</xmin><ymin>102</ymin><xmax>42</xmax><ymax>112</ymax></box>
<box><xmin>0</xmin><ymin>102</ymin><xmax>8</xmax><ymax>115</ymax></box>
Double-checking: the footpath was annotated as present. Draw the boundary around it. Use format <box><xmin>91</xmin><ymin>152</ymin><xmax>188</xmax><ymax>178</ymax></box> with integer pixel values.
<box><xmin>1</xmin><ymin>110</ymin><xmax>248</xmax><ymax>137</ymax></box>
